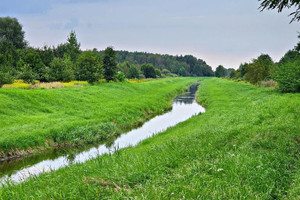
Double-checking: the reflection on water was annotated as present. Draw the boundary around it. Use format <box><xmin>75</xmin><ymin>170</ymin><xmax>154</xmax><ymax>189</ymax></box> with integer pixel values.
<box><xmin>0</xmin><ymin>84</ymin><xmax>205</xmax><ymax>184</ymax></box>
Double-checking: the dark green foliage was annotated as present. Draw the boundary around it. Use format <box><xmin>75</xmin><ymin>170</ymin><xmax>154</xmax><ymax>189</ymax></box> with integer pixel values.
<box><xmin>49</xmin><ymin>57</ymin><xmax>75</xmax><ymax>82</ymax></box>
<box><xmin>229</xmin><ymin>69</ymin><xmax>236</xmax><ymax>78</ymax></box>
<box><xmin>155</xmin><ymin>68</ymin><xmax>161</xmax><ymax>78</ymax></box>
<box><xmin>126</xmin><ymin>64</ymin><xmax>140</xmax><ymax>79</ymax></box>
<box><xmin>276</xmin><ymin>59</ymin><xmax>300</xmax><ymax>93</ymax></box>
<box><xmin>18</xmin><ymin>48</ymin><xmax>48</xmax><ymax>82</ymax></box>
<box><xmin>103</xmin><ymin>47</ymin><xmax>117</xmax><ymax>81</ymax></box>
<box><xmin>76</xmin><ymin>51</ymin><xmax>103</xmax><ymax>83</ymax></box>
<box><xmin>0</xmin><ymin>39</ymin><xmax>18</xmax><ymax>67</ymax></box>
<box><xmin>279</xmin><ymin>50</ymin><xmax>300</xmax><ymax>65</ymax></box>
<box><xmin>178</xmin><ymin>67</ymin><xmax>187</xmax><ymax>77</ymax></box>
<box><xmin>37</xmin><ymin>46</ymin><xmax>54</xmax><ymax>67</ymax></box>
<box><xmin>0</xmin><ymin>65</ymin><xmax>13</xmax><ymax>86</ymax></box>
<box><xmin>53</xmin><ymin>43</ymin><xmax>68</xmax><ymax>59</ymax></box>
<box><xmin>244</xmin><ymin>54</ymin><xmax>276</xmax><ymax>84</ymax></box>
<box><xmin>112</xmin><ymin>51</ymin><xmax>214</xmax><ymax>77</ymax></box>
<box><xmin>141</xmin><ymin>63</ymin><xmax>156</xmax><ymax>78</ymax></box>
<box><xmin>259</xmin><ymin>0</ymin><xmax>300</xmax><ymax>22</ymax></box>
<box><xmin>162</xmin><ymin>69</ymin><xmax>175</xmax><ymax>77</ymax></box>
<box><xmin>0</xmin><ymin>17</ymin><xmax>26</xmax><ymax>49</ymax></box>
<box><xmin>215</xmin><ymin>65</ymin><xmax>226</xmax><ymax>77</ymax></box>
<box><xmin>18</xmin><ymin>64</ymin><xmax>36</xmax><ymax>84</ymax></box>
<box><xmin>66</xmin><ymin>31</ymin><xmax>81</xmax><ymax>63</ymax></box>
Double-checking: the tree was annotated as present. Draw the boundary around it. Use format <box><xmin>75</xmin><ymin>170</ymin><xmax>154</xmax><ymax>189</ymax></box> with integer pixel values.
<box><xmin>18</xmin><ymin>48</ymin><xmax>48</xmax><ymax>81</ymax></box>
<box><xmin>229</xmin><ymin>70</ymin><xmax>236</xmax><ymax>78</ymax></box>
<box><xmin>0</xmin><ymin>38</ymin><xmax>18</xmax><ymax>66</ymax></box>
<box><xmin>49</xmin><ymin>57</ymin><xmax>74</xmax><ymax>82</ymax></box>
<box><xmin>259</xmin><ymin>0</ymin><xmax>300</xmax><ymax>22</ymax></box>
<box><xmin>37</xmin><ymin>46</ymin><xmax>54</xmax><ymax>67</ymax></box>
<box><xmin>141</xmin><ymin>63</ymin><xmax>156</xmax><ymax>78</ymax></box>
<box><xmin>76</xmin><ymin>51</ymin><xmax>103</xmax><ymax>83</ymax></box>
<box><xmin>155</xmin><ymin>68</ymin><xmax>162</xmax><ymax>78</ymax></box>
<box><xmin>244</xmin><ymin>54</ymin><xmax>276</xmax><ymax>84</ymax></box>
<box><xmin>276</xmin><ymin>60</ymin><xmax>300</xmax><ymax>93</ymax></box>
<box><xmin>103</xmin><ymin>47</ymin><xmax>117</xmax><ymax>81</ymax></box>
<box><xmin>66</xmin><ymin>31</ymin><xmax>81</xmax><ymax>63</ymax></box>
<box><xmin>18</xmin><ymin>64</ymin><xmax>36</xmax><ymax>84</ymax></box>
<box><xmin>0</xmin><ymin>65</ymin><xmax>14</xmax><ymax>86</ymax></box>
<box><xmin>126</xmin><ymin>65</ymin><xmax>140</xmax><ymax>79</ymax></box>
<box><xmin>0</xmin><ymin>17</ymin><xmax>27</xmax><ymax>49</ymax></box>
<box><xmin>215</xmin><ymin>65</ymin><xmax>226</xmax><ymax>77</ymax></box>
<box><xmin>178</xmin><ymin>67</ymin><xmax>187</xmax><ymax>77</ymax></box>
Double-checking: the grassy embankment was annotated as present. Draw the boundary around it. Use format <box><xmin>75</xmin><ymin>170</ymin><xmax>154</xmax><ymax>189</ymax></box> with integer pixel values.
<box><xmin>0</xmin><ymin>78</ymin><xmax>198</xmax><ymax>159</ymax></box>
<box><xmin>1</xmin><ymin>78</ymin><xmax>300</xmax><ymax>199</ymax></box>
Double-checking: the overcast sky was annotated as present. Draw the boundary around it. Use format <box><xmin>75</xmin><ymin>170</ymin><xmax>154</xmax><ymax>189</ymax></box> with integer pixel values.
<box><xmin>0</xmin><ymin>0</ymin><xmax>299</xmax><ymax>69</ymax></box>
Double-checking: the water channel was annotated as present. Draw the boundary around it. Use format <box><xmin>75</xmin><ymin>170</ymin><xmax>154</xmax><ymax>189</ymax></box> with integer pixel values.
<box><xmin>0</xmin><ymin>84</ymin><xmax>205</xmax><ymax>184</ymax></box>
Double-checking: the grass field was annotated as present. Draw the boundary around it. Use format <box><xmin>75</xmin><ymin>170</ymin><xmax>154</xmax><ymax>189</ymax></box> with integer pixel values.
<box><xmin>0</xmin><ymin>78</ymin><xmax>198</xmax><ymax>158</ymax></box>
<box><xmin>1</xmin><ymin>78</ymin><xmax>299</xmax><ymax>199</ymax></box>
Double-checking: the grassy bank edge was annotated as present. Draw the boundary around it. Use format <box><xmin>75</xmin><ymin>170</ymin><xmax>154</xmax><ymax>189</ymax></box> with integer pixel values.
<box><xmin>0</xmin><ymin>79</ymin><xmax>200</xmax><ymax>161</ymax></box>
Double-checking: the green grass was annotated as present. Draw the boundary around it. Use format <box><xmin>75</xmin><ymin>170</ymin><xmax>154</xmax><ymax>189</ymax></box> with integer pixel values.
<box><xmin>1</xmin><ymin>78</ymin><xmax>300</xmax><ymax>199</ymax></box>
<box><xmin>0</xmin><ymin>78</ymin><xmax>198</xmax><ymax>156</ymax></box>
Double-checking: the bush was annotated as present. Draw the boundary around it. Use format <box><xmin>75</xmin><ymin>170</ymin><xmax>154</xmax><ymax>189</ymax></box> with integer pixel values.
<box><xmin>244</xmin><ymin>54</ymin><xmax>276</xmax><ymax>84</ymax></box>
<box><xmin>141</xmin><ymin>63</ymin><xmax>156</xmax><ymax>78</ymax></box>
<box><xmin>76</xmin><ymin>51</ymin><xmax>103</xmax><ymax>84</ymax></box>
<box><xmin>115</xmin><ymin>71</ymin><xmax>126</xmax><ymax>82</ymax></box>
<box><xmin>276</xmin><ymin>61</ymin><xmax>300</xmax><ymax>93</ymax></box>
<box><xmin>18</xmin><ymin>64</ymin><xmax>37</xmax><ymax>84</ymax></box>
<box><xmin>126</xmin><ymin>65</ymin><xmax>140</xmax><ymax>79</ymax></box>
<box><xmin>0</xmin><ymin>70</ymin><xmax>14</xmax><ymax>87</ymax></box>
<box><xmin>49</xmin><ymin>57</ymin><xmax>74</xmax><ymax>82</ymax></box>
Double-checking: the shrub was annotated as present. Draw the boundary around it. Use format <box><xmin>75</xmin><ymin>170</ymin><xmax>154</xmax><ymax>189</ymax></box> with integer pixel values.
<box><xmin>0</xmin><ymin>71</ymin><xmax>14</xmax><ymax>87</ymax></box>
<box><xmin>276</xmin><ymin>61</ymin><xmax>300</xmax><ymax>93</ymax></box>
<box><xmin>76</xmin><ymin>51</ymin><xmax>103</xmax><ymax>84</ymax></box>
<box><xmin>244</xmin><ymin>54</ymin><xmax>276</xmax><ymax>84</ymax></box>
<box><xmin>126</xmin><ymin>65</ymin><xmax>140</xmax><ymax>79</ymax></box>
<box><xmin>115</xmin><ymin>71</ymin><xmax>126</xmax><ymax>82</ymax></box>
<box><xmin>141</xmin><ymin>63</ymin><xmax>156</xmax><ymax>78</ymax></box>
<box><xmin>18</xmin><ymin>64</ymin><xmax>37</xmax><ymax>84</ymax></box>
<box><xmin>49</xmin><ymin>57</ymin><xmax>74</xmax><ymax>82</ymax></box>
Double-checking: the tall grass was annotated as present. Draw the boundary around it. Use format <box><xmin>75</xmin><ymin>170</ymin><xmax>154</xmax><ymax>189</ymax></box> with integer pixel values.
<box><xmin>0</xmin><ymin>78</ymin><xmax>198</xmax><ymax>158</ymax></box>
<box><xmin>1</xmin><ymin>78</ymin><xmax>299</xmax><ymax>199</ymax></box>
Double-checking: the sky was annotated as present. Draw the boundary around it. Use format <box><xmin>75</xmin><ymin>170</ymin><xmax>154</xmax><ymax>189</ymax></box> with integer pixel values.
<box><xmin>0</xmin><ymin>0</ymin><xmax>299</xmax><ymax>69</ymax></box>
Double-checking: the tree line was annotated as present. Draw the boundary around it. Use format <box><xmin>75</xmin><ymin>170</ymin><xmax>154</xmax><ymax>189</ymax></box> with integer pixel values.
<box><xmin>108</xmin><ymin>51</ymin><xmax>215</xmax><ymax>78</ymax></box>
<box><xmin>0</xmin><ymin>17</ymin><xmax>214</xmax><ymax>87</ymax></box>
<box><xmin>214</xmin><ymin>36</ymin><xmax>300</xmax><ymax>93</ymax></box>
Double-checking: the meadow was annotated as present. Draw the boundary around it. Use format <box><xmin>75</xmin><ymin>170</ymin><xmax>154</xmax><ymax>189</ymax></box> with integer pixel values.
<box><xmin>1</xmin><ymin>78</ymin><xmax>299</xmax><ymax>199</ymax></box>
<box><xmin>0</xmin><ymin>78</ymin><xmax>198</xmax><ymax>159</ymax></box>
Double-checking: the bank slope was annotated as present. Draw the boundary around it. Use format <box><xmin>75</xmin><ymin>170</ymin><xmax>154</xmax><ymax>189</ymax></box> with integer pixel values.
<box><xmin>1</xmin><ymin>78</ymin><xmax>299</xmax><ymax>199</ymax></box>
<box><xmin>0</xmin><ymin>78</ymin><xmax>198</xmax><ymax>158</ymax></box>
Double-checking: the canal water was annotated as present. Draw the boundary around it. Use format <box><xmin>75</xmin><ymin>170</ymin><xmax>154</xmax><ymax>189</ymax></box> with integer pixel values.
<box><xmin>0</xmin><ymin>84</ymin><xmax>205</xmax><ymax>184</ymax></box>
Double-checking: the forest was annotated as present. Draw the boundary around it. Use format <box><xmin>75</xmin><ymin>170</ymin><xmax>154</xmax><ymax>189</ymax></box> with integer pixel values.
<box><xmin>0</xmin><ymin>17</ymin><xmax>214</xmax><ymax>88</ymax></box>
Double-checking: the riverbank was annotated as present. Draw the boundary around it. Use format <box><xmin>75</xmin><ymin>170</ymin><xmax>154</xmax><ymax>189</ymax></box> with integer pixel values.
<box><xmin>0</xmin><ymin>78</ymin><xmax>199</xmax><ymax>160</ymax></box>
<box><xmin>1</xmin><ymin>78</ymin><xmax>300</xmax><ymax>199</ymax></box>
